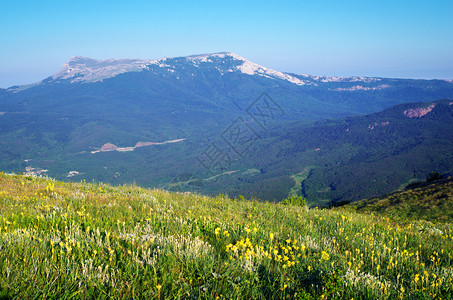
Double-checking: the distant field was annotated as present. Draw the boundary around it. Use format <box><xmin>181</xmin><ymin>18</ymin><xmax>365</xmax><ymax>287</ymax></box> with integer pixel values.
<box><xmin>289</xmin><ymin>167</ymin><xmax>313</xmax><ymax>197</ymax></box>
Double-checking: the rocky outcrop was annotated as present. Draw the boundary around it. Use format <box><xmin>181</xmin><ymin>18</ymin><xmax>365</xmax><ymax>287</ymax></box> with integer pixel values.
<box><xmin>403</xmin><ymin>104</ymin><xmax>435</xmax><ymax>118</ymax></box>
<box><xmin>91</xmin><ymin>139</ymin><xmax>185</xmax><ymax>154</ymax></box>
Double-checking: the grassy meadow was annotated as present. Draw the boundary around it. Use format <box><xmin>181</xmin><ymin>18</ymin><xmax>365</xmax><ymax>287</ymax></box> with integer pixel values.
<box><xmin>353</xmin><ymin>179</ymin><xmax>453</xmax><ymax>223</ymax></box>
<box><xmin>1</xmin><ymin>172</ymin><xmax>453</xmax><ymax>299</ymax></box>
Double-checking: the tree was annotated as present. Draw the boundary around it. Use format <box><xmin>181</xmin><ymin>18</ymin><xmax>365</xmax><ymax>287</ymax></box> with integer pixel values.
<box><xmin>426</xmin><ymin>172</ymin><xmax>444</xmax><ymax>182</ymax></box>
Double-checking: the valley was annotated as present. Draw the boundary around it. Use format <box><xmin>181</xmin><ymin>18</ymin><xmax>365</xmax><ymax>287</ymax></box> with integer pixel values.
<box><xmin>1</xmin><ymin>53</ymin><xmax>453</xmax><ymax>206</ymax></box>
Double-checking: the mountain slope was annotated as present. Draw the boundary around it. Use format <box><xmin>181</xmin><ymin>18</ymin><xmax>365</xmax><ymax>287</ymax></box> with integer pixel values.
<box><xmin>1</xmin><ymin>173</ymin><xmax>452</xmax><ymax>298</ymax></box>
<box><xmin>196</xmin><ymin>99</ymin><xmax>453</xmax><ymax>204</ymax></box>
<box><xmin>351</xmin><ymin>178</ymin><xmax>453</xmax><ymax>222</ymax></box>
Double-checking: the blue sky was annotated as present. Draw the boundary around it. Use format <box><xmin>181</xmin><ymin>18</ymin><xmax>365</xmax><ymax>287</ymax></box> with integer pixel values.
<box><xmin>1</xmin><ymin>0</ymin><xmax>452</xmax><ymax>88</ymax></box>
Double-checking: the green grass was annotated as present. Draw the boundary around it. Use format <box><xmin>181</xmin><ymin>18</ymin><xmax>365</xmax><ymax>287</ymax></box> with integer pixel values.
<box><xmin>1</xmin><ymin>172</ymin><xmax>453</xmax><ymax>299</ymax></box>
<box><xmin>352</xmin><ymin>178</ymin><xmax>453</xmax><ymax>223</ymax></box>
<box><xmin>289</xmin><ymin>167</ymin><xmax>313</xmax><ymax>197</ymax></box>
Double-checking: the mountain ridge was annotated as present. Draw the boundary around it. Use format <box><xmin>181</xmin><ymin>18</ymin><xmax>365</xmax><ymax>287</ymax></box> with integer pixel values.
<box><xmin>7</xmin><ymin>52</ymin><xmax>311</xmax><ymax>90</ymax></box>
<box><xmin>8</xmin><ymin>52</ymin><xmax>452</xmax><ymax>93</ymax></box>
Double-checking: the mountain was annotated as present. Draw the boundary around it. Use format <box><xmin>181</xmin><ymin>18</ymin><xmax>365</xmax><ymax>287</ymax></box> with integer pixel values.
<box><xmin>3</xmin><ymin>52</ymin><xmax>453</xmax><ymax>120</ymax></box>
<box><xmin>44</xmin><ymin>53</ymin><xmax>310</xmax><ymax>86</ymax></box>
<box><xmin>1</xmin><ymin>52</ymin><xmax>453</xmax><ymax>204</ymax></box>
<box><xmin>176</xmin><ymin>99</ymin><xmax>453</xmax><ymax>205</ymax></box>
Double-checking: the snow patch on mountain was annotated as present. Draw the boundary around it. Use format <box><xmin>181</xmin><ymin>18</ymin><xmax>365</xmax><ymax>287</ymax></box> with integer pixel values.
<box><xmin>187</xmin><ymin>52</ymin><xmax>239</xmax><ymax>62</ymax></box>
<box><xmin>53</xmin><ymin>56</ymin><xmax>155</xmax><ymax>83</ymax></box>
<box><xmin>187</xmin><ymin>52</ymin><xmax>310</xmax><ymax>85</ymax></box>
<box><xmin>332</xmin><ymin>84</ymin><xmax>390</xmax><ymax>92</ymax></box>
<box><xmin>11</xmin><ymin>52</ymin><xmax>431</xmax><ymax>89</ymax></box>
<box><xmin>52</xmin><ymin>52</ymin><xmax>312</xmax><ymax>86</ymax></box>
<box><xmin>298</xmin><ymin>74</ymin><xmax>382</xmax><ymax>83</ymax></box>
<box><xmin>237</xmin><ymin>59</ymin><xmax>308</xmax><ymax>85</ymax></box>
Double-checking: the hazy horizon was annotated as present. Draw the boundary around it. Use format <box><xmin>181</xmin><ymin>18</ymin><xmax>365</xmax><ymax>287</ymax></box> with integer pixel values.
<box><xmin>1</xmin><ymin>0</ymin><xmax>452</xmax><ymax>88</ymax></box>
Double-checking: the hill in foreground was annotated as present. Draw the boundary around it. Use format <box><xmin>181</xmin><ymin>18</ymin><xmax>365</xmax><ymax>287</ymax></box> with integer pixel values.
<box><xmin>0</xmin><ymin>172</ymin><xmax>452</xmax><ymax>299</ymax></box>
<box><xmin>352</xmin><ymin>177</ymin><xmax>453</xmax><ymax>222</ymax></box>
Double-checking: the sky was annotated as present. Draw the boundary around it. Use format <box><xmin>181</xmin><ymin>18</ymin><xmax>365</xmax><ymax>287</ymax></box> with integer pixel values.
<box><xmin>1</xmin><ymin>0</ymin><xmax>452</xmax><ymax>88</ymax></box>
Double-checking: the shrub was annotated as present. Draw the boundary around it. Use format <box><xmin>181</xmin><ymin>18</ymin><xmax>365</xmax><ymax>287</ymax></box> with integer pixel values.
<box><xmin>426</xmin><ymin>172</ymin><xmax>444</xmax><ymax>182</ymax></box>
<box><xmin>281</xmin><ymin>195</ymin><xmax>306</xmax><ymax>206</ymax></box>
